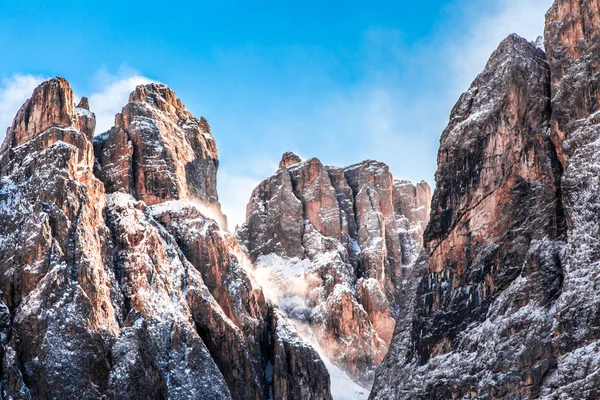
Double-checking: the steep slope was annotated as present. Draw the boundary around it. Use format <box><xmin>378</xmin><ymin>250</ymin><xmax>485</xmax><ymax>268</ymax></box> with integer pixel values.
<box><xmin>0</xmin><ymin>78</ymin><xmax>332</xmax><ymax>400</ymax></box>
<box><xmin>237</xmin><ymin>154</ymin><xmax>431</xmax><ymax>385</ymax></box>
<box><xmin>370</xmin><ymin>34</ymin><xmax>566</xmax><ymax>399</ymax></box>
<box><xmin>541</xmin><ymin>0</ymin><xmax>600</xmax><ymax>395</ymax></box>
<box><xmin>371</xmin><ymin>0</ymin><xmax>600</xmax><ymax>397</ymax></box>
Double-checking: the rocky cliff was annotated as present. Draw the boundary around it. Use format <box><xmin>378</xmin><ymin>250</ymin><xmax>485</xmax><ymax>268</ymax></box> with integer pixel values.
<box><xmin>370</xmin><ymin>1</ymin><xmax>600</xmax><ymax>398</ymax></box>
<box><xmin>0</xmin><ymin>78</ymin><xmax>332</xmax><ymax>400</ymax></box>
<box><xmin>237</xmin><ymin>154</ymin><xmax>431</xmax><ymax>386</ymax></box>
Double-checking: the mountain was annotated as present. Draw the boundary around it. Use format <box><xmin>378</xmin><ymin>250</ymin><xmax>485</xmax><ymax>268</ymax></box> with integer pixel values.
<box><xmin>237</xmin><ymin>153</ymin><xmax>431</xmax><ymax>387</ymax></box>
<box><xmin>370</xmin><ymin>0</ymin><xmax>600</xmax><ymax>398</ymax></box>
<box><xmin>3</xmin><ymin>0</ymin><xmax>600</xmax><ymax>398</ymax></box>
<box><xmin>0</xmin><ymin>78</ymin><xmax>332</xmax><ymax>400</ymax></box>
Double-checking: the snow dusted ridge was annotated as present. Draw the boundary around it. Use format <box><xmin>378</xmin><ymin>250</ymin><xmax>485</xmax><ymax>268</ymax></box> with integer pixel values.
<box><xmin>237</xmin><ymin>153</ymin><xmax>431</xmax><ymax>386</ymax></box>
<box><xmin>0</xmin><ymin>78</ymin><xmax>332</xmax><ymax>399</ymax></box>
<box><xmin>371</xmin><ymin>4</ymin><xmax>600</xmax><ymax>396</ymax></box>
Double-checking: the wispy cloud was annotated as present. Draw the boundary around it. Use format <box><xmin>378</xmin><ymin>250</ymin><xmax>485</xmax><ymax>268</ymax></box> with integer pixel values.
<box><xmin>0</xmin><ymin>74</ymin><xmax>47</xmax><ymax>143</ymax></box>
<box><xmin>87</xmin><ymin>68</ymin><xmax>154</xmax><ymax>134</ymax></box>
<box><xmin>0</xmin><ymin>68</ymin><xmax>154</xmax><ymax>145</ymax></box>
<box><xmin>447</xmin><ymin>0</ymin><xmax>553</xmax><ymax>94</ymax></box>
<box><xmin>218</xmin><ymin>170</ymin><xmax>261</xmax><ymax>231</ymax></box>
<box><xmin>0</xmin><ymin>1</ymin><xmax>554</xmax><ymax>229</ymax></box>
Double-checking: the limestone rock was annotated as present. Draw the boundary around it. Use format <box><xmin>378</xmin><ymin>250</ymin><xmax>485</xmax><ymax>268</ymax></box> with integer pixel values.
<box><xmin>238</xmin><ymin>155</ymin><xmax>431</xmax><ymax>385</ymax></box>
<box><xmin>0</xmin><ymin>78</ymin><xmax>332</xmax><ymax>400</ymax></box>
<box><xmin>278</xmin><ymin>151</ymin><xmax>302</xmax><ymax>169</ymax></box>
<box><xmin>94</xmin><ymin>83</ymin><xmax>221</xmax><ymax>213</ymax></box>
<box><xmin>370</xmin><ymin>34</ymin><xmax>567</xmax><ymax>399</ymax></box>
<box><xmin>371</xmin><ymin>2</ymin><xmax>600</xmax><ymax>395</ymax></box>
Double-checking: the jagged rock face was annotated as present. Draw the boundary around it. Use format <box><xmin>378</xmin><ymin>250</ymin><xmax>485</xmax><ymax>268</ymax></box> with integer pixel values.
<box><xmin>393</xmin><ymin>180</ymin><xmax>431</xmax><ymax>256</ymax></box>
<box><xmin>278</xmin><ymin>151</ymin><xmax>302</xmax><ymax>169</ymax></box>
<box><xmin>541</xmin><ymin>0</ymin><xmax>600</xmax><ymax>396</ymax></box>
<box><xmin>0</xmin><ymin>79</ymin><xmax>332</xmax><ymax>400</ymax></box>
<box><xmin>0</xmin><ymin>78</ymin><xmax>127</xmax><ymax>399</ymax></box>
<box><xmin>94</xmin><ymin>83</ymin><xmax>221</xmax><ymax>215</ymax></box>
<box><xmin>370</xmin><ymin>35</ymin><xmax>568</xmax><ymax>399</ymax></box>
<box><xmin>545</xmin><ymin>0</ymin><xmax>600</xmax><ymax>165</ymax></box>
<box><xmin>372</xmin><ymin>0</ymin><xmax>600</xmax><ymax>395</ymax></box>
<box><xmin>0</xmin><ymin>78</ymin><xmax>95</xmax><ymax>155</ymax></box>
<box><xmin>238</xmin><ymin>153</ymin><xmax>431</xmax><ymax>385</ymax></box>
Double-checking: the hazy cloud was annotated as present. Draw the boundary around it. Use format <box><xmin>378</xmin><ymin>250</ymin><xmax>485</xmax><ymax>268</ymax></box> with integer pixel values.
<box><xmin>218</xmin><ymin>170</ymin><xmax>262</xmax><ymax>231</ymax></box>
<box><xmin>87</xmin><ymin>68</ymin><xmax>153</xmax><ymax>134</ymax></box>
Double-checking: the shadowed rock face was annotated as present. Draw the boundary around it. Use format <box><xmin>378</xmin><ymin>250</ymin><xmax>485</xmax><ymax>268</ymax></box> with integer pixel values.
<box><xmin>0</xmin><ymin>79</ymin><xmax>332</xmax><ymax>400</ymax></box>
<box><xmin>545</xmin><ymin>0</ymin><xmax>600</xmax><ymax>165</ymax></box>
<box><xmin>371</xmin><ymin>1</ymin><xmax>600</xmax><ymax>398</ymax></box>
<box><xmin>237</xmin><ymin>153</ymin><xmax>431</xmax><ymax>385</ymax></box>
<box><xmin>541</xmin><ymin>0</ymin><xmax>600</xmax><ymax>396</ymax></box>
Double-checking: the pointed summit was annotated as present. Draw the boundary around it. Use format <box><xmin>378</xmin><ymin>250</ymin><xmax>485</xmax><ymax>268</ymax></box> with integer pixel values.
<box><xmin>278</xmin><ymin>151</ymin><xmax>302</xmax><ymax>169</ymax></box>
<box><xmin>95</xmin><ymin>83</ymin><xmax>221</xmax><ymax>208</ymax></box>
<box><xmin>1</xmin><ymin>77</ymin><xmax>96</xmax><ymax>153</ymax></box>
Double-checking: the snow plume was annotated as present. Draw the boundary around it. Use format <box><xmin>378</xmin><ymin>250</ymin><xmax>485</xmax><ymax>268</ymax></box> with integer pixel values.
<box><xmin>189</xmin><ymin>199</ymin><xmax>229</xmax><ymax>232</ymax></box>
<box><xmin>251</xmin><ymin>254</ymin><xmax>317</xmax><ymax>322</ymax></box>
<box><xmin>0</xmin><ymin>74</ymin><xmax>47</xmax><ymax>144</ymax></box>
<box><xmin>248</xmin><ymin>254</ymin><xmax>370</xmax><ymax>400</ymax></box>
<box><xmin>295</xmin><ymin>322</ymin><xmax>369</xmax><ymax>400</ymax></box>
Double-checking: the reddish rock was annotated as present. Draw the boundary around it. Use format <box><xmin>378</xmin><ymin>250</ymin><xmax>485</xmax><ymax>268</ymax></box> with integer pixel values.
<box><xmin>238</xmin><ymin>154</ymin><xmax>431</xmax><ymax>384</ymax></box>
<box><xmin>545</xmin><ymin>0</ymin><xmax>600</xmax><ymax>165</ymax></box>
<box><xmin>278</xmin><ymin>151</ymin><xmax>302</xmax><ymax>169</ymax></box>
<box><xmin>370</xmin><ymin>33</ymin><xmax>569</xmax><ymax>400</ymax></box>
<box><xmin>94</xmin><ymin>83</ymin><xmax>222</xmax><ymax>213</ymax></box>
<box><xmin>0</xmin><ymin>79</ymin><xmax>332</xmax><ymax>400</ymax></box>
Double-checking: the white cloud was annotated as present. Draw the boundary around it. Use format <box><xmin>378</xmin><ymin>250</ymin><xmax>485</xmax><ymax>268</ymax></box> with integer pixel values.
<box><xmin>0</xmin><ymin>74</ymin><xmax>47</xmax><ymax>144</ymax></box>
<box><xmin>0</xmin><ymin>69</ymin><xmax>154</xmax><ymax>146</ymax></box>
<box><xmin>87</xmin><ymin>69</ymin><xmax>153</xmax><ymax>134</ymax></box>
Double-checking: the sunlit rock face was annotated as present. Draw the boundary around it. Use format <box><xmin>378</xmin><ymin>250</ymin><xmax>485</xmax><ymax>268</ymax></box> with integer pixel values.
<box><xmin>371</xmin><ymin>1</ymin><xmax>600</xmax><ymax>397</ymax></box>
<box><xmin>237</xmin><ymin>152</ymin><xmax>431</xmax><ymax>385</ymax></box>
<box><xmin>0</xmin><ymin>79</ymin><xmax>332</xmax><ymax>400</ymax></box>
<box><xmin>94</xmin><ymin>83</ymin><xmax>221</xmax><ymax>214</ymax></box>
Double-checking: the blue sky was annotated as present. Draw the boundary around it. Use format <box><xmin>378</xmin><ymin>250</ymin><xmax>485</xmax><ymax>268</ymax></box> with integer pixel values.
<box><xmin>0</xmin><ymin>0</ymin><xmax>552</xmax><ymax>227</ymax></box>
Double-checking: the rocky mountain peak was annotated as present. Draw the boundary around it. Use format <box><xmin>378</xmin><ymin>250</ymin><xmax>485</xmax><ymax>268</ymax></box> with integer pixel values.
<box><xmin>278</xmin><ymin>151</ymin><xmax>303</xmax><ymax>169</ymax></box>
<box><xmin>1</xmin><ymin>77</ymin><xmax>96</xmax><ymax>155</ymax></box>
<box><xmin>545</xmin><ymin>0</ymin><xmax>600</xmax><ymax>165</ymax></box>
<box><xmin>370</xmin><ymin>0</ymin><xmax>600</xmax><ymax>397</ymax></box>
<box><xmin>0</xmin><ymin>77</ymin><xmax>333</xmax><ymax>400</ymax></box>
<box><xmin>238</xmin><ymin>156</ymin><xmax>431</xmax><ymax>386</ymax></box>
<box><xmin>77</xmin><ymin>96</ymin><xmax>90</xmax><ymax>110</ymax></box>
<box><xmin>95</xmin><ymin>82</ymin><xmax>221</xmax><ymax>213</ymax></box>
<box><xmin>127</xmin><ymin>82</ymin><xmax>193</xmax><ymax>122</ymax></box>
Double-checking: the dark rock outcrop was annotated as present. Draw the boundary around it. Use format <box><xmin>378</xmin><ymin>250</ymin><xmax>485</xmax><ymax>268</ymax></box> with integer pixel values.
<box><xmin>0</xmin><ymin>79</ymin><xmax>332</xmax><ymax>400</ymax></box>
<box><xmin>371</xmin><ymin>1</ymin><xmax>600</xmax><ymax>398</ymax></box>
<box><xmin>238</xmin><ymin>154</ymin><xmax>431</xmax><ymax>385</ymax></box>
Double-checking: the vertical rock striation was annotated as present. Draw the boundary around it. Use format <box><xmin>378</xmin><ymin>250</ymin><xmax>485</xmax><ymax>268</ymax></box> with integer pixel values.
<box><xmin>541</xmin><ymin>0</ymin><xmax>600</xmax><ymax>396</ymax></box>
<box><xmin>0</xmin><ymin>79</ymin><xmax>332</xmax><ymax>399</ymax></box>
<box><xmin>237</xmin><ymin>154</ymin><xmax>431</xmax><ymax>385</ymax></box>
<box><xmin>372</xmin><ymin>1</ymin><xmax>600</xmax><ymax>398</ymax></box>
<box><xmin>371</xmin><ymin>34</ymin><xmax>566</xmax><ymax>399</ymax></box>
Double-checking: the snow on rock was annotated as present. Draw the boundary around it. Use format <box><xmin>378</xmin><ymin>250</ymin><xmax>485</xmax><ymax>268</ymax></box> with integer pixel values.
<box><xmin>371</xmin><ymin>7</ymin><xmax>600</xmax><ymax>397</ymax></box>
<box><xmin>0</xmin><ymin>78</ymin><xmax>333</xmax><ymax>400</ymax></box>
<box><xmin>238</xmin><ymin>152</ymin><xmax>431</xmax><ymax>386</ymax></box>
